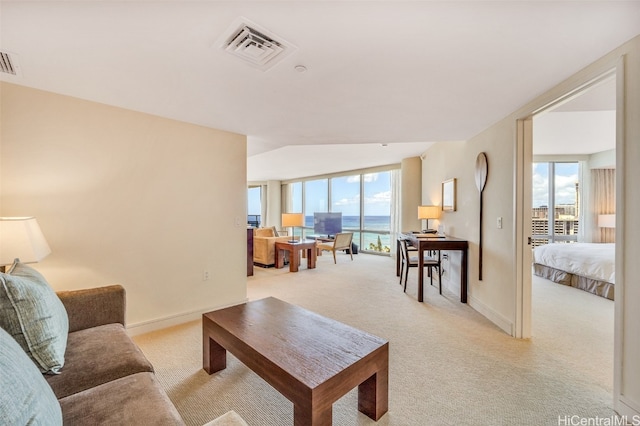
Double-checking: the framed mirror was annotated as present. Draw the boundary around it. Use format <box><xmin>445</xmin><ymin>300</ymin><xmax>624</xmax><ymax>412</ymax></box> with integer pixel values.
<box><xmin>442</xmin><ymin>178</ymin><xmax>457</xmax><ymax>211</ymax></box>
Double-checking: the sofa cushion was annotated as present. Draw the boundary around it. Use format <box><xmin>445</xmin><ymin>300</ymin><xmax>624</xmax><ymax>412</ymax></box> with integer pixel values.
<box><xmin>0</xmin><ymin>327</ymin><xmax>63</xmax><ymax>425</ymax></box>
<box><xmin>45</xmin><ymin>323</ymin><xmax>154</xmax><ymax>398</ymax></box>
<box><xmin>59</xmin><ymin>372</ymin><xmax>184</xmax><ymax>425</ymax></box>
<box><xmin>0</xmin><ymin>260</ymin><xmax>68</xmax><ymax>374</ymax></box>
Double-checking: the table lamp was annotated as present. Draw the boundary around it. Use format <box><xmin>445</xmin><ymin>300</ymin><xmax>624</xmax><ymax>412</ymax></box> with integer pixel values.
<box><xmin>0</xmin><ymin>217</ymin><xmax>51</xmax><ymax>272</ymax></box>
<box><xmin>282</xmin><ymin>213</ymin><xmax>304</xmax><ymax>243</ymax></box>
<box><xmin>598</xmin><ymin>214</ymin><xmax>615</xmax><ymax>228</ymax></box>
<box><xmin>418</xmin><ymin>206</ymin><xmax>440</xmax><ymax>234</ymax></box>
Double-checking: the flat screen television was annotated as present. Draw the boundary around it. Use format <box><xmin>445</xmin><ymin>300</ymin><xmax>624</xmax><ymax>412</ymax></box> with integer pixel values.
<box><xmin>313</xmin><ymin>212</ymin><xmax>342</xmax><ymax>237</ymax></box>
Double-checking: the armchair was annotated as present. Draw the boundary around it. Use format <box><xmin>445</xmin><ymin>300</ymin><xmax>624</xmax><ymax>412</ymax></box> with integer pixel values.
<box><xmin>253</xmin><ymin>227</ymin><xmax>291</xmax><ymax>267</ymax></box>
<box><xmin>317</xmin><ymin>232</ymin><xmax>354</xmax><ymax>264</ymax></box>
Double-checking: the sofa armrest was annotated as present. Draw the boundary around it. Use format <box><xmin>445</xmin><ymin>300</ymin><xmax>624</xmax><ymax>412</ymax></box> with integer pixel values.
<box><xmin>56</xmin><ymin>285</ymin><xmax>126</xmax><ymax>333</ymax></box>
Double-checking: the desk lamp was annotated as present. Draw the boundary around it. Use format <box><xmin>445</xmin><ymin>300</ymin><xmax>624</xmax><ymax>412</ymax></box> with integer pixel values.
<box><xmin>418</xmin><ymin>206</ymin><xmax>440</xmax><ymax>234</ymax></box>
<box><xmin>281</xmin><ymin>213</ymin><xmax>304</xmax><ymax>243</ymax></box>
<box><xmin>0</xmin><ymin>217</ymin><xmax>51</xmax><ymax>272</ymax></box>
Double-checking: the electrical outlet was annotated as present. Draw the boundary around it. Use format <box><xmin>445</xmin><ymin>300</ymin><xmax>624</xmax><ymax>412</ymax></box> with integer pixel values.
<box><xmin>203</xmin><ymin>270</ymin><xmax>210</xmax><ymax>281</ymax></box>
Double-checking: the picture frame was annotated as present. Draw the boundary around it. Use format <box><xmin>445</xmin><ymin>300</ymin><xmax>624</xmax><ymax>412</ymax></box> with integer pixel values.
<box><xmin>442</xmin><ymin>178</ymin><xmax>457</xmax><ymax>211</ymax></box>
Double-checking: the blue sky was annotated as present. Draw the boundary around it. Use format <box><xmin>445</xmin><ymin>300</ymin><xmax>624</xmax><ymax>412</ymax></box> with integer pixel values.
<box><xmin>532</xmin><ymin>162</ymin><xmax>579</xmax><ymax>208</ymax></box>
<box><xmin>252</xmin><ymin>165</ymin><xmax>577</xmax><ymax>215</ymax></box>
<box><xmin>248</xmin><ymin>172</ymin><xmax>391</xmax><ymax>216</ymax></box>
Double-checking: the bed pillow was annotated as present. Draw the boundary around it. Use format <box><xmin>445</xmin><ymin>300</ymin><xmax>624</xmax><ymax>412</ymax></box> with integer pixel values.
<box><xmin>0</xmin><ymin>260</ymin><xmax>68</xmax><ymax>374</ymax></box>
<box><xmin>0</xmin><ymin>327</ymin><xmax>63</xmax><ymax>425</ymax></box>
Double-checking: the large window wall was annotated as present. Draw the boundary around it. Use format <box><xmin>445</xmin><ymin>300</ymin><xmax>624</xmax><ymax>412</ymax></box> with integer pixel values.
<box><xmin>285</xmin><ymin>168</ymin><xmax>395</xmax><ymax>254</ymax></box>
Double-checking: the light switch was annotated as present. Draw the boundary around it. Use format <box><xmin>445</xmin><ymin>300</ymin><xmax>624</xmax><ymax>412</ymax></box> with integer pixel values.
<box><xmin>497</xmin><ymin>217</ymin><xmax>503</xmax><ymax>229</ymax></box>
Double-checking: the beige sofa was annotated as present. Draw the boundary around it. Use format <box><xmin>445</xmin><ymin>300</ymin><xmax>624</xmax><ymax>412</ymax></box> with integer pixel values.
<box><xmin>253</xmin><ymin>227</ymin><xmax>290</xmax><ymax>267</ymax></box>
<box><xmin>0</xmin><ymin>267</ymin><xmax>247</xmax><ymax>425</ymax></box>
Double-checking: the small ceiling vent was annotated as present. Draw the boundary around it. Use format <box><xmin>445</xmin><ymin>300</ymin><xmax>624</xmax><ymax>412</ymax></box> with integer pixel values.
<box><xmin>217</xmin><ymin>18</ymin><xmax>296</xmax><ymax>71</ymax></box>
<box><xmin>0</xmin><ymin>51</ymin><xmax>18</xmax><ymax>75</ymax></box>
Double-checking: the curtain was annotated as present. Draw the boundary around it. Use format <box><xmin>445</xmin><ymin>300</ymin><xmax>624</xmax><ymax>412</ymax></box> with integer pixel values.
<box><xmin>260</xmin><ymin>184</ymin><xmax>268</xmax><ymax>228</ymax></box>
<box><xmin>591</xmin><ymin>168</ymin><xmax>615</xmax><ymax>243</ymax></box>
<box><xmin>389</xmin><ymin>169</ymin><xmax>401</xmax><ymax>256</ymax></box>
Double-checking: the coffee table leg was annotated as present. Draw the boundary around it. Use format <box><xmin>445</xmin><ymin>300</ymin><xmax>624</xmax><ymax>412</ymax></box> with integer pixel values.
<box><xmin>294</xmin><ymin>404</ymin><xmax>331</xmax><ymax>426</ymax></box>
<box><xmin>203</xmin><ymin>331</ymin><xmax>227</xmax><ymax>374</ymax></box>
<box><xmin>357</xmin><ymin>364</ymin><xmax>389</xmax><ymax>421</ymax></box>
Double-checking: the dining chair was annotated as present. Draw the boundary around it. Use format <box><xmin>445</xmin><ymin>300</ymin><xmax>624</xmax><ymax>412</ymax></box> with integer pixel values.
<box><xmin>399</xmin><ymin>238</ymin><xmax>442</xmax><ymax>294</ymax></box>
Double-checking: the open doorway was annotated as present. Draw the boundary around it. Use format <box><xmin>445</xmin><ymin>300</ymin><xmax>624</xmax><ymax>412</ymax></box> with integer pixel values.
<box><xmin>531</xmin><ymin>74</ymin><xmax>616</xmax><ymax>392</ymax></box>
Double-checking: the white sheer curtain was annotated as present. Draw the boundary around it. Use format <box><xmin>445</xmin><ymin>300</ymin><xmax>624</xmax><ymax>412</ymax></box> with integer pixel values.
<box><xmin>260</xmin><ymin>184</ymin><xmax>268</xmax><ymax>228</ymax></box>
<box><xmin>389</xmin><ymin>169</ymin><xmax>401</xmax><ymax>256</ymax></box>
<box><xmin>591</xmin><ymin>168</ymin><xmax>615</xmax><ymax>243</ymax></box>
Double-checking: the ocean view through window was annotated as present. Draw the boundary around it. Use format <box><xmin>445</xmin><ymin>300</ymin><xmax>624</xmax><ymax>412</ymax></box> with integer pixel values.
<box><xmin>286</xmin><ymin>169</ymin><xmax>395</xmax><ymax>254</ymax></box>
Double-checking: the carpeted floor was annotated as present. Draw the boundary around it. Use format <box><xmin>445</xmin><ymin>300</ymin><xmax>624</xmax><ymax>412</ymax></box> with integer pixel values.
<box><xmin>134</xmin><ymin>252</ymin><xmax>614</xmax><ymax>426</ymax></box>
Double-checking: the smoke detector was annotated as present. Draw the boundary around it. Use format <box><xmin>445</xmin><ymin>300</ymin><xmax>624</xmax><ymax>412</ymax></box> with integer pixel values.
<box><xmin>217</xmin><ymin>18</ymin><xmax>296</xmax><ymax>71</ymax></box>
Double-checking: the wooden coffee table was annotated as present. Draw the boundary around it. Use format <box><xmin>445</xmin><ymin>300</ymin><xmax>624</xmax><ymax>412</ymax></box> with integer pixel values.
<box><xmin>202</xmin><ymin>297</ymin><xmax>389</xmax><ymax>425</ymax></box>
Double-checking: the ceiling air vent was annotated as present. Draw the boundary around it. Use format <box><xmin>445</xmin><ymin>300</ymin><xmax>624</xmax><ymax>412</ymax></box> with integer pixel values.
<box><xmin>0</xmin><ymin>51</ymin><xmax>21</xmax><ymax>77</ymax></box>
<box><xmin>217</xmin><ymin>18</ymin><xmax>296</xmax><ymax>71</ymax></box>
<box><xmin>0</xmin><ymin>51</ymin><xmax>18</xmax><ymax>75</ymax></box>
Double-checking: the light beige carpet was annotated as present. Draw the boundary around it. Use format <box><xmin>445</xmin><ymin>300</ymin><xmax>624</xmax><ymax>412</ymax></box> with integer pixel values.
<box><xmin>134</xmin><ymin>253</ymin><xmax>615</xmax><ymax>426</ymax></box>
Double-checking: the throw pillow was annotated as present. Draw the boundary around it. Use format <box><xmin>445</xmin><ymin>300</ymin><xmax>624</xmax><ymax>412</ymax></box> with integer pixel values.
<box><xmin>0</xmin><ymin>327</ymin><xmax>63</xmax><ymax>425</ymax></box>
<box><xmin>0</xmin><ymin>260</ymin><xmax>68</xmax><ymax>374</ymax></box>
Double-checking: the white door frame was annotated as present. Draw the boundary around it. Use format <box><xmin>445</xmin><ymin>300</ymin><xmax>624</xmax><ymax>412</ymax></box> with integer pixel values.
<box><xmin>514</xmin><ymin>61</ymin><xmax>626</xmax><ymax>409</ymax></box>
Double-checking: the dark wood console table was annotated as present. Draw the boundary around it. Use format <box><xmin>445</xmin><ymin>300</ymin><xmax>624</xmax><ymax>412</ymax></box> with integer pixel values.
<box><xmin>247</xmin><ymin>227</ymin><xmax>254</xmax><ymax>276</ymax></box>
<box><xmin>397</xmin><ymin>234</ymin><xmax>469</xmax><ymax>303</ymax></box>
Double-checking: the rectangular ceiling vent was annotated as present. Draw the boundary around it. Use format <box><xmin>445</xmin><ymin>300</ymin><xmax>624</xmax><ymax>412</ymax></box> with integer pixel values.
<box><xmin>0</xmin><ymin>51</ymin><xmax>18</xmax><ymax>75</ymax></box>
<box><xmin>218</xmin><ymin>18</ymin><xmax>296</xmax><ymax>71</ymax></box>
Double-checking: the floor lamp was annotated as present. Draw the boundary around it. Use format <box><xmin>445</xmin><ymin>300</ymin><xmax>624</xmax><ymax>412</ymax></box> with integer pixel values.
<box><xmin>282</xmin><ymin>213</ymin><xmax>304</xmax><ymax>243</ymax></box>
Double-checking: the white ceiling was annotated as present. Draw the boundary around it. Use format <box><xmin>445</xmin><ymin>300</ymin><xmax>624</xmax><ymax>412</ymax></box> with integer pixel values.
<box><xmin>1</xmin><ymin>1</ymin><xmax>639</xmax><ymax>181</ymax></box>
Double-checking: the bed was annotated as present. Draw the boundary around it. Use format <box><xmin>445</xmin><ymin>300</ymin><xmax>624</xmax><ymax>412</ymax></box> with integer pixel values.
<box><xmin>533</xmin><ymin>243</ymin><xmax>615</xmax><ymax>300</ymax></box>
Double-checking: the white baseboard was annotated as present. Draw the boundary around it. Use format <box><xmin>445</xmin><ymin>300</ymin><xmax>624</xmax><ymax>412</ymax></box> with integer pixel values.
<box><xmin>468</xmin><ymin>294</ymin><xmax>514</xmax><ymax>336</ymax></box>
<box><xmin>125</xmin><ymin>298</ymin><xmax>249</xmax><ymax>337</ymax></box>
<box><xmin>615</xmin><ymin>395</ymin><xmax>640</xmax><ymax>421</ymax></box>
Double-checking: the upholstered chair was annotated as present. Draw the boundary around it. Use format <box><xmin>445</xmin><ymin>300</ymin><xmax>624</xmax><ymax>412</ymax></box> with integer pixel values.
<box><xmin>252</xmin><ymin>227</ymin><xmax>290</xmax><ymax>267</ymax></box>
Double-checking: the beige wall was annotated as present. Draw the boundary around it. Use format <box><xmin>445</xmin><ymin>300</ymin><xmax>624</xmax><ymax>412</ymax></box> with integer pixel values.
<box><xmin>422</xmin><ymin>35</ymin><xmax>640</xmax><ymax>418</ymax></box>
<box><xmin>422</xmin><ymin>136</ymin><xmax>515</xmax><ymax>328</ymax></box>
<box><xmin>0</xmin><ymin>83</ymin><xmax>248</xmax><ymax>334</ymax></box>
<box><xmin>400</xmin><ymin>156</ymin><xmax>422</xmax><ymax>232</ymax></box>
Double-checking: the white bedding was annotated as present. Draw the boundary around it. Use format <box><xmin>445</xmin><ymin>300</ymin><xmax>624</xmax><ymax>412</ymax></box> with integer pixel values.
<box><xmin>533</xmin><ymin>243</ymin><xmax>615</xmax><ymax>284</ymax></box>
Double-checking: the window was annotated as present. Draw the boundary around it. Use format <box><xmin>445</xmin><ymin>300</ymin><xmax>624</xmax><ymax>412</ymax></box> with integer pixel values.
<box><xmin>532</xmin><ymin>162</ymin><xmax>580</xmax><ymax>246</ymax></box>
<box><xmin>247</xmin><ymin>186</ymin><xmax>261</xmax><ymax>227</ymax></box>
<box><xmin>331</xmin><ymin>175</ymin><xmax>361</xmax><ymax>249</ymax></box>
<box><xmin>363</xmin><ymin>172</ymin><xmax>392</xmax><ymax>253</ymax></box>
<box><xmin>304</xmin><ymin>179</ymin><xmax>328</xmax><ymax>230</ymax></box>
<box><xmin>285</xmin><ymin>168</ymin><xmax>396</xmax><ymax>255</ymax></box>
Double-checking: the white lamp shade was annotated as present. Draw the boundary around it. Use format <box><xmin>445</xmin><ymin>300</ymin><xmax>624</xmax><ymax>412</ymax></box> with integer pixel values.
<box><xmin>0</xmin><ymin>217</ymin><xmax>51</xmax><ymax>266</ymax></box>
<box><xmin>598</xmin><ymin>214</ymin><xmax>616</xmax><ymax>228</ymax></box>
<box><xmin>282</xmin><ymin>213</ymin><xmax>304</xmax><ymax>227</ymax></box>
<box><xmin>418</xmin><ymin>205</ymin><xmax>440</xmax><ymax>220</ymax></box>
